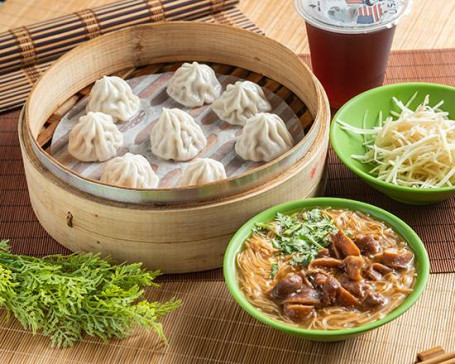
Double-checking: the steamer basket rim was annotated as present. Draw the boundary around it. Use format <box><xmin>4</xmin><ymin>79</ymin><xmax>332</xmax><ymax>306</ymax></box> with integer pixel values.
<box><xmin>25</xmin><ymin>22</ymin><xmax>330</xmax><ymax>203</ymax></box>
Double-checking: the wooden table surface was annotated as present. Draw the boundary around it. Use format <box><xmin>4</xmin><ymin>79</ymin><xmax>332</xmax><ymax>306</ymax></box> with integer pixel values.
<box><xmin>1</xmin><ymin>0</ymin><xmax>455</xmax><ymax>53</ymax></box>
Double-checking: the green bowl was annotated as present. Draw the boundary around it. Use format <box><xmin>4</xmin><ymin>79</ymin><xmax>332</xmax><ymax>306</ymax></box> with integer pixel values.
<box><xmin>331</xmin><ymin>82</ymin><xmax>455</xmax><ymax>204</ymax></box>
<box><xmin>223</xmin><ymin>198</ymin><xmax>430</xmax><ymax>341</ymax></box>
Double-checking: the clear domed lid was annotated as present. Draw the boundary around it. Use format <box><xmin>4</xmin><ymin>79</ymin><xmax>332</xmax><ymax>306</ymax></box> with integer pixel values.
<box><xmin>295</xmin><ymin>0</ymin><xmax>412</xmax><ymax>34</ymax></box>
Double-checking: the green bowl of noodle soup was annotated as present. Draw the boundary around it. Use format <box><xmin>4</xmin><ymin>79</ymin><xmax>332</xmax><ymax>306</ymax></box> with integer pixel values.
<box><xmin>331</xmin><ymin>83</ymin><xmax>455</xmax><ymax>205</ymax></box>
<box><xmin>223</xmin><ymin>198</ymin><xmax>429</xmax><ymax>341</ymax></box>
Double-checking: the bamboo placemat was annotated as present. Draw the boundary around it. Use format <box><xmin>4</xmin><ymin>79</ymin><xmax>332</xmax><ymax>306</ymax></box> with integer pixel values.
<box><xmin>0</xmin><ymin>0</ymin><xmax>263</xmax><ymax>112</ymax></box>
<box><xmin>1</xmin><ymin>49</ymin><xmax>455</xmax><ymax>362</ymax></box>
<box><xmin>0</xmin><ymin>275</ymin><xmax>453</xmax><ymax>363</ymax></box>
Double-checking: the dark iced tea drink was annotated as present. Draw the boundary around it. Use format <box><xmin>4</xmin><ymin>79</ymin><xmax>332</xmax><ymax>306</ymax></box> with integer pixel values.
<box><xmin>295</xmin><ymin>0</ymin><xmax>411</xmax><ymax>109</ymax></box>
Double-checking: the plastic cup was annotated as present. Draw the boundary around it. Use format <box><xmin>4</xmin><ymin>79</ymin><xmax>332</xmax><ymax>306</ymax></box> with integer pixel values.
<box><xmin>295</xmin><ymin>0</ymin><xmax>412</xmax><ymax>109</ymax></box>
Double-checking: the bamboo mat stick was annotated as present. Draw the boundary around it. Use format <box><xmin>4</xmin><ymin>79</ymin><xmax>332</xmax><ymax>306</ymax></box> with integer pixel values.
<box><xmin>418</xmin><ymin>347</ymin><xmax>447</xmax><ymax>362</ymax></box>
<box><xmin>420</xmin><ymin>353</ymin><xmax>455</xmax><ymax>364</ymax></box>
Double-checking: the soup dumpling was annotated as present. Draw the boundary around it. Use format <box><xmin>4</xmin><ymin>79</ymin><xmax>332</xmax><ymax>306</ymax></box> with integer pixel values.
<box><xmin>87</xmin><ymin>76</ymin><xmax>140</xmax><ymax>122</ymax></box>
<box><xmin>167</xmin><ymin>62</ymin><xmax>222</xmax><ymax>107</ymax></box>
<box><xmin>150</xmin><ymin>108</ymin><xmax>207</xmax><ymax>161</ymax></box>
<box><xmin>212</xmin><ymin>81</ymin><xmax>271</xmax><ymax>126</ymax></box>
<box><xmin>179</xmin><ymin>158</ymin><xmax>227</xmax><ymax>187</ymax></box>
<box><xmin>235</xmin><ymin>113</ymin><xmax>294</xmax><ymax>162</ymax></box>
<box><xmin>101</xmin><ymin>153</ymin><xmax>159</xmax><ymax>189</ymax></box>
<box><xmin>68</xmin><ymin>111</ymin><xmax>123</xmax><ymax>162</ymax></box>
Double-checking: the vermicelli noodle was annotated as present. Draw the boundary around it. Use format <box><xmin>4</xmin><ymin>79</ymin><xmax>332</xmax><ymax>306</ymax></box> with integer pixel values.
<box><xmin>236</xmin><ymin>208</ymin><xmax>416</xmax><ymax>330</ymax></box>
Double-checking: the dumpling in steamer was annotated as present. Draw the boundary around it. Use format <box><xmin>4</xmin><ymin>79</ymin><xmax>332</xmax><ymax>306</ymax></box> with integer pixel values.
<box><xmin>101</xmin><ymin>153</ymin><xmax>159</xmax><ymax>189</ymax></box>
<box><xmin>150</xmin><ymin>108</ymin><xmax>207</xmax><ymax>161</ymax></box>
<box><xmin>212</xmin><ymin>81</ymin><xmax>272</xmax><ymax>126</ymax></box>
<box><xmin>235</xmin><ymin>113</ymin><xmax>294</xmax><ymax>162</ymax></box>
<box><xmin>167</xmin><ymin>62</ymin><xmax>222</xmax><ymax>107</ymax></box>
<box><xmin>179</xmin><ymin>158</ymin><xmax>227</xmax><ymax>187</ymax></box>
<box><xmin>68</xmin><ymin>111</ymin><xmax>123</xmax><ymax>162</ymax></box>
<box><xmin>86</xmin><ymin>76</ymin><xmax>140</xmax><ymax>122</ymax></box>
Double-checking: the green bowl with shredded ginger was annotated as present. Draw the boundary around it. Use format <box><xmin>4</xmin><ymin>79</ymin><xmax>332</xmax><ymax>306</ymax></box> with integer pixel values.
<box><xmin>331</xmin><ymin>82</ymin><xmax>455</xmax><ymax>205</ymax></box>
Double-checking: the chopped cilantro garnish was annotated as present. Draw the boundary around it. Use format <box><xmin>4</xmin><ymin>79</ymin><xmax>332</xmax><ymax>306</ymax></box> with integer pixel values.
<box><xmin>270</xmin><ymin>262</ymin><xmax>279</xmax><ymax>279</ymax></box>
<box><xmin>255</xmin><ymin>208</ymin><xmax>338</xmax><ymax>267</ymax></box>
<box><xmin>253</xmin><ymin>222</ymin><xmax>277</xmax><ymax>234</ymax></box>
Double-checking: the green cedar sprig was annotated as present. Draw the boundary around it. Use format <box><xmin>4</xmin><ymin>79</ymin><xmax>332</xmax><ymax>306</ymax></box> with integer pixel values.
<box><xmin>0</xmin><ymin>240</ymin><xmax>181</xmax><ymax>348</ymax></box>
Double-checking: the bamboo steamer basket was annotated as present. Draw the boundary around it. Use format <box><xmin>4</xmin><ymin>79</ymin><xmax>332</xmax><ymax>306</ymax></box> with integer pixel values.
<box><xmin>20</xmin><ymin>22</ymin><xmax>331</xmax><ymax>273</ymax></box>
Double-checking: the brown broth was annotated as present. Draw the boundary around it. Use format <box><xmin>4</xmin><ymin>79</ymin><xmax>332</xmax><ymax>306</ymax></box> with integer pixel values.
<box><xmin>236</xmin><ymin>208</ymin><xmax>416</xmax><ymax>330</ymax></box>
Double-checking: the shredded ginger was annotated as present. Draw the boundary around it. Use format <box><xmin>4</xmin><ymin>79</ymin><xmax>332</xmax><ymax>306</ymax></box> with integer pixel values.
<box><xmin>337</xmin><ymin>93</ymin><xmax>455</xmax><ymax>188</ymax></box>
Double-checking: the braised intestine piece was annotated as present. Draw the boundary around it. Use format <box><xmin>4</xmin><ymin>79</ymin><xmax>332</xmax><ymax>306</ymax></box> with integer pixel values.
<box><xmin>319</xmin><ymin>276</ymin><xmax>340</xmax><ymax>306</ymax></box>
<box><xmin>282</xmin><ymin>285</ymin><xmax>320</xmax><ymax>306</ymax></box>
<box><xmin>308</xmin><ymin>258</ymin><xmax>343</xmax><ymax>270</ymax></box>
<box><xmin>354</xmin><ymin>235</ymin><xmax>381</xmax><ymax>254</ymax></box>
<box><xmin>269</xmin><ymin>274</ymin><xmax>319</xmax><ymax>323</ymax></box>
<box><xmin>269</xmin><ymin>274</ymin><xmax>303</xmax><ymax>303</ymax></box>
<box><xmin>382</xmin><ymin>248</ymin><xmax>414</xmax><ymax>269</ymax></box>
<box><xmin>344</xmin><ymin>256</ymin><xmax>365</xmax><ymax>281</ymax></box>
<box><xmin>331</xmin><ymin>230</ymin><xmax>361</xmax><ymax>257</ymax></box>
<box><xmin>339</xmin><ymin>274</ymin><xmax>387</xmax><ymax>307</ymax></box>
<box><xmin>283</xmin><ymin>304</ymin><xmax>315</xmax><ymax>322</ymax></box>
<box><xmin>366</xmin><ymin>263</ymin><xmax>393</xmax><ymax>281</ymax></box>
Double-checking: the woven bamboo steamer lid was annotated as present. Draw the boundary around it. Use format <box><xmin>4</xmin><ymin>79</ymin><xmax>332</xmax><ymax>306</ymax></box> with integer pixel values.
<box><xmin>20</xmin><ymin>22</ymin><xmax>331</xmax><ymax>273</ymax></box>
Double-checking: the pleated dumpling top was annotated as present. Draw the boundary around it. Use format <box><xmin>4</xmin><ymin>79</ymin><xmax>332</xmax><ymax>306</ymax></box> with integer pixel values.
<box><xmin>166</xmin><ymin>62</ymin><xmax>222</xmax><ymax>107</ymax></box>
<box><xmin>212</xmin><ymin>81</ymin><xmax>271</xmax><ymax>126</ymax></box>
<box><xmin>235</xmin><ymin>113</ymin><xmax>294</xmax><ymax>162</ymax></box>
<box><xmin>179</xmin><ymin>158</ymin><xmax>226</xmax><ymax>187</ymax></box>
<box><xmin>87</xmin><ymin>76</ymin><xmax>141</xmax><ymax>122</ymax></box>
<box><xmin>68</xmin><ymin>111</ymin><xmax>124</xmax><ymax>162</ymax></box>
<box><xmin>150</xmin><ymin>108</ymin><xmax>207</xmax><ymax>162</ymax></box>
<box><xmin>101</xmin><ymin>153</ymin><xmax>159</xmax><ymax>189</ymax></box>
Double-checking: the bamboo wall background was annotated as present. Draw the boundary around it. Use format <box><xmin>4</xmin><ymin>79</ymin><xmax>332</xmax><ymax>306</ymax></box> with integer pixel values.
<box><xmin>1</xmin><ymin>0</ymin><xmax>455</xmax><ymax>53</ymax></box>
